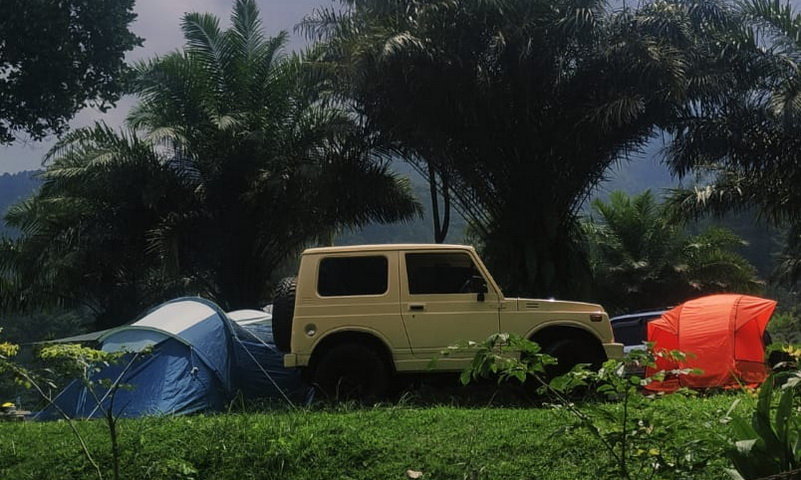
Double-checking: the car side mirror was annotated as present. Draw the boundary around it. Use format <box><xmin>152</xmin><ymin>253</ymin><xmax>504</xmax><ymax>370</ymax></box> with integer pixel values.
<box><xmin>469</xmin><ymin>275</ymin><xmax>488</xmax><ymax>302</ymax></box>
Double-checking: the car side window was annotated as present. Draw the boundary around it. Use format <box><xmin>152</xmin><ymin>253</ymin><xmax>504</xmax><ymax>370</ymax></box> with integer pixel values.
<box><xmin>405</xmin><ymin>252</ymin><xmax>482</xmax><ymax>294</ymax></box>
<box><xmin>317</xmin><ymin>256</ymin><xmax>388</xmax><ymax>296</ymax></box>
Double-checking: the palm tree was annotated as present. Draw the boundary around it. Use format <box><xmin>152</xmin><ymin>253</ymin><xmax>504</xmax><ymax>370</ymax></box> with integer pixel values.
<box><xmin>0</xmin><ymin>0</ymin><xmax>419</xmax><ymax>327</ymax></box>
<box><xmin>584</xmin><ymin>191</ymin><xmax>762</xmax><ymax>314</ymax></box>
<box><xmin>302</xmin><ymin>0</ymin><xmax>750</xmax><ymax>298</ymax></box>
<box><xmin>663</xmin><ymin>0</ymin><xmax>801</xmax><ymax>284</ymax></box>
<box><xmin>0</xmin><ymin>126</ymin><xmax>183</xmax><ymax>323</ymax></box>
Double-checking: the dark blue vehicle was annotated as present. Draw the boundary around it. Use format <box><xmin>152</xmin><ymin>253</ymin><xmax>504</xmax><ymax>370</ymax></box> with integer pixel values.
<box><xmin>610</xmin><ymin>310</ymin><xmax>667</xmax><ymax>352</ymax></box>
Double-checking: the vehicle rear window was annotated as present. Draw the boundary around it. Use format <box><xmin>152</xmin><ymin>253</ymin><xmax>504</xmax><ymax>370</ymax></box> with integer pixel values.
<box><xmin>611</xmin><ymin>318</ymin><xmax>647</xmax><ymax>347</ymax></box>
<box><xmin>317</xmin><ymin>256</ymin><xmax>388</xmax><ymax>296</ymax></box>
<box><xmin>611</xmin><ymin>314</ymin><xmax>662</xmax><ymax>346</ymax></box>
<box><xmin>405</xmin><ymin>252</ymin><xmax>480</xmax><ymax>294</ymax></box>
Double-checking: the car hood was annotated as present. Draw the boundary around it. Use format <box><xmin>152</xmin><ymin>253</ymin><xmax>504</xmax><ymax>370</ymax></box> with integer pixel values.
<box><xmin>509</xmin><ymin>297</ymin><xmax>606</xmax><ymax>313</ymax></box>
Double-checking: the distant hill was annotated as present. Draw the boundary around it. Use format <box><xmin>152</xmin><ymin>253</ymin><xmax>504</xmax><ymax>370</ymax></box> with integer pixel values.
<box><xmin>591</xmin><ymin>138</ymin><xmax>678</xmax><ymax>201</ymax></box>
<box><xmin>0</xmin><ymin>171</ymin><xmax>40</xmax><ymax>237</ymax></box>
<box><xmin>336</xmin><ymin>162</ymin><xmax>468</xmax><ymax>245</ymax></box>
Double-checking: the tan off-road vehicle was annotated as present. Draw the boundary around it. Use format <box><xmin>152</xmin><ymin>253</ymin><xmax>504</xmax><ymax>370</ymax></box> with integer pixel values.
<box><xmin>273</xmin><ymin>244</ymin><xmax>623</xmax><ymax>398</ymax></box>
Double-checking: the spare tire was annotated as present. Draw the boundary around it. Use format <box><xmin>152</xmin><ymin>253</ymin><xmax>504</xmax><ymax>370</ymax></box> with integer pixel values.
<box><xmin>271</xmin><ymin>276</ymin><xmax>297</xmax><ymax>352</ymax></box>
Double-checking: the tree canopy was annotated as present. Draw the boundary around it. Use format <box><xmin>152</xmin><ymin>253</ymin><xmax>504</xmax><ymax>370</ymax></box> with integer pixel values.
<box><xmin>0</xmin><ymin>0</ymin><xmax>419</xmax><ymax>327</ymax></box>
<box><xmin>584</xmin><ymin>191</ymin><xmax>762</xmax><ymax>313</ymax></box>
<box><xmin>663</xmin><ymin>0</ymin><xmax>801</xmax><ymax>285</ymax></box>
<box><xmin>0</xmin><ymin>0</ymin><xmax>140</xmax><ymax>144</ymax></box>
<box><xmin>4</xmin><ymin>0</ymin><xmax>799</xmax><ymax>324</ymax></box>
<box><xmin>303</xmin><ymin>0</ymin><xmax>751</xmax><ymax>298</ymax></box>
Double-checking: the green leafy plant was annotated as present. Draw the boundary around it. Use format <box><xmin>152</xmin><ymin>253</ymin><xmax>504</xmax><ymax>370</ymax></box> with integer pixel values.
<box><xmin>0</xmin><ymin>328</ymin><xmax>146</xmax><ymax>480</ymax></box>
<box><xmin>0</xmin><ymin>334</ymin><xmax>102</xmax><ymax>478</ymax></box>
<box><xmin>451</xmin><ymin>333</ymin><xmax>702</xmax><ymax>480</ymax></box>
<box><xmin>764</xmin><ymin>343</ymin><xmax>800</xmax><ymax>372</ymax></box>
<box><xmin>550</xmin><ymin>349</ymin><xmax>707</xmax><ymax>480</ymax></box>
<box><xmin>450</xmin><ymin>332</ymin><xmax>557</xmax><ymax>386</ymax></box>
<box><xmin>39</xmin><ymin>343</ymin><xmax>148</xmax><ymax>480</ymax></box>
<box><xmin>143</xmin><ymin>458</ymin><xmax>198</xmax><ymax>480</ymax></box>
<box><xmin>767</xmin><ymin>311</ymin><xmax>801</xmax><ymax>345</ymax></box>
<box><xmin>725</xmin><ymin>372</ymin><xmax>801</xmax><ymax>480</ymax></box>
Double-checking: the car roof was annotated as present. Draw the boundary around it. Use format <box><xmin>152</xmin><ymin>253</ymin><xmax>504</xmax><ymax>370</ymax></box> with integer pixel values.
<box><xmin>302</xmin><ymin>244</ymin><xmax>476</xmax><ymax>255</ymax></box>
<box><xmin>610</xmin><ymin>310</ymin><xmax>667</xmax><ymax>322</ymax></box>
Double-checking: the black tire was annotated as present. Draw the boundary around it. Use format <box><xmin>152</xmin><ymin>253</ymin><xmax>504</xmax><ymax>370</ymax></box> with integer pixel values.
<box><xmin>311</xmin><ymin>343</ymin><xmax>390</xmax><ymax>402</ymax></box>
<box><xmin>541</xmin><ymin>336</ymin><xmax>605</xmax><ymax>378</ymax></box>
<box><xmin>271</xmin><ymin>277</ymin><xmax>297</xmax><ymax>352</ymax></box>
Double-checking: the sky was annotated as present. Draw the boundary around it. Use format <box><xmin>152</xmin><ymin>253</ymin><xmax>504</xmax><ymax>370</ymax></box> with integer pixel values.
<box><xmin>0</xmin><ymin>0</ymin><xmax>329</xmax><ymax>174</ymax></box>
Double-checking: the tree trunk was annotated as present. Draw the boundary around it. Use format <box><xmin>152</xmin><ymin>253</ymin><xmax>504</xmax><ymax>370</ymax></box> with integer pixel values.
<box><xmin>428</xmin><ymin>161</ymin><xmax>450</xmax><ymax>243</ymax></box>
<box><xmin>483</xmin><ymin>210</ymin><xmax>592</xmax><ymax>299</ymax></box>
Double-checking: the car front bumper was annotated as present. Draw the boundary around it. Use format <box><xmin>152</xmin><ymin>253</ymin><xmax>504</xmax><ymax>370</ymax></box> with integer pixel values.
<box><xmin>603</xmin><ymin>342</ymin><xmax>625</xmax><ymax>360</ymax></box>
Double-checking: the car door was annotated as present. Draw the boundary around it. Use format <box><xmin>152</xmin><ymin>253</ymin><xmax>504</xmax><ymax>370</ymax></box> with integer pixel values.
<box><xmin>399</xmin><ymin>250</ymin><xmax>501</xmax><ymax>360</ymax></box>
<box><xmin>295</xmin><ymin>251</ymin><xmax>412</xmax><ymax>359</ymax></box>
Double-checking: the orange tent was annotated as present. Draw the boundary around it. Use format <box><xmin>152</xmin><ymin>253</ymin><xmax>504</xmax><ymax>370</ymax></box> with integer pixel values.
<box><xmin>645</xmin><ymin>294</ymin><xmax>776</xmax><ymax>392</ymax></box>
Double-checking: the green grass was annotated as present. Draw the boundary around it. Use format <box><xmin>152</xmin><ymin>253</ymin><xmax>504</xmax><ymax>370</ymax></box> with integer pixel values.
<box><xmin>0</xmin><ymin>394</ymin><xmax>746</xmax><ymax>480</ymax></box>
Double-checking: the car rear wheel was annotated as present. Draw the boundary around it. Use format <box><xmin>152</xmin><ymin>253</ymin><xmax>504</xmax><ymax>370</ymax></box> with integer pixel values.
<box><xmin>311</xmin><ymin>343</ymin><xmax>390</xmax><ymax>402</ymax></box>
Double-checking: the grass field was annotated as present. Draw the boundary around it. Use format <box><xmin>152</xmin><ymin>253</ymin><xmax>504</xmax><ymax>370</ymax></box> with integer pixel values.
<box><xmin>0</xmin><ymin>392</ymin><xmax>749</xmax><ymax>480</ymax></box>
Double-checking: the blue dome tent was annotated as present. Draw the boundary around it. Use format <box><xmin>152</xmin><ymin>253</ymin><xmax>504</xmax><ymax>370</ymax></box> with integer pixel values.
<box><xmin>231</xmin><ymin>322</ymin><xmax>307</xmax><ymax>402</ymax></box>
<box><xmin>37</xmin><ymin>297</ymin><xmax>306</xmax><ymax>420</ymax></box>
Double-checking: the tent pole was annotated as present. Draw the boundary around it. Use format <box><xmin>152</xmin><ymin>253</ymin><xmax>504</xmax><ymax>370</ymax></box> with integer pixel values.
<box><xmin>234</xmin><ymin>330</ymin><xmax>296</xmax><ymax>408</ymax></box>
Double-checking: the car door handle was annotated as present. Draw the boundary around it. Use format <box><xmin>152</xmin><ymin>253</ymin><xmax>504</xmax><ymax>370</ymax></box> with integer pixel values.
<box><xmin>409</xmin><ymin>304</ymin><xmax>425</xmax><ymax>311</ymax></box>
